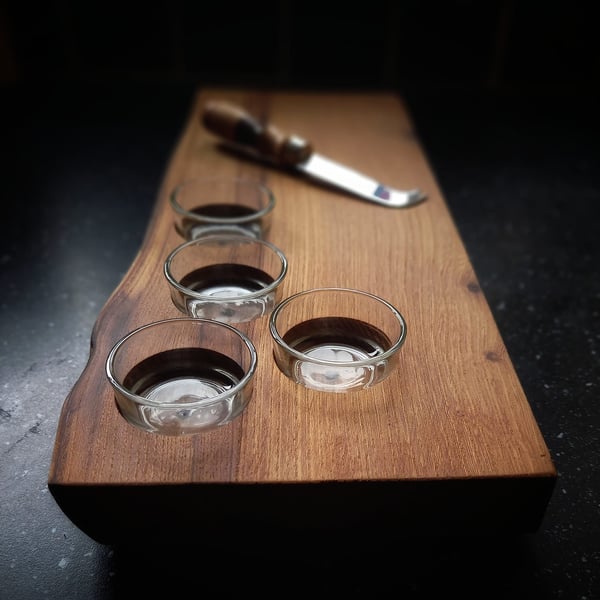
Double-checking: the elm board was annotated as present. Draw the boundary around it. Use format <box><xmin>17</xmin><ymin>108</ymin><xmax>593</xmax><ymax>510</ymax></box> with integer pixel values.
<box><xmin>48</xmin><ymin>88</ymin><xmax>556</xmax><ymax>544</ymax></box>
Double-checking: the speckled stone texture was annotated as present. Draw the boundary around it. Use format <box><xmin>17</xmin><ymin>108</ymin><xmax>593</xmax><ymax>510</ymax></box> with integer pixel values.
<box><xmin>1</xmin><ymin>82</ymin><xmax>598</xmax><ymax>599</ymax></box>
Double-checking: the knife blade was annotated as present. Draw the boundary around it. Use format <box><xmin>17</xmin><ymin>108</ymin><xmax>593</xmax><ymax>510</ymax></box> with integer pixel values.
<box><xmin>201</xmin><ymin>101</ymin><xmax>426</xmax><ymax>208</ymax></box>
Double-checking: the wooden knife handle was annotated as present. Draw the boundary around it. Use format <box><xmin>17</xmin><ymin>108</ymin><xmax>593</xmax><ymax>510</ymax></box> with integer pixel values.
<box><xmin>202</xmin><ymin>101</ymin><xmax>313</xmax><ymax>166</ymax></box>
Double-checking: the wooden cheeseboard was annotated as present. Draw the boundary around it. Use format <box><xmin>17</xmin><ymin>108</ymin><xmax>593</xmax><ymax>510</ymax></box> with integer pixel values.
<box><xmin>48</xmin><ymin>89</ymin><xmax>556</xmax><ymax>544</ymax></box>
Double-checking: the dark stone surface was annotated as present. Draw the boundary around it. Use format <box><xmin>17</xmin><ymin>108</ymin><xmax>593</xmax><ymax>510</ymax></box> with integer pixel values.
<box><xmin>0</xmin><ymin>81</ymin><xmax>598</xmax><ymax>598</ymax></box>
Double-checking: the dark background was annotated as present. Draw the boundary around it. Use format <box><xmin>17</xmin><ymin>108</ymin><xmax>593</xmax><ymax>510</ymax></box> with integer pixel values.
<box><xmin>1</xmin><ymin>1</ymin><xmax>599</xmax><ymax>598</ymax></box>
<box><xmin>1</xmin><ymin>0</ymin><xmax>598</xmax><ymax>90</ymax></box>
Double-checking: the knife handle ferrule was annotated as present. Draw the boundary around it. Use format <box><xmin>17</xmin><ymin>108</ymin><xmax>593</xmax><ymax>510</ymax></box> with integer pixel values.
<box><xmin>202</xmin><ymin>101</ymin><xmax>313</xmax><ymax>166</ymax></box>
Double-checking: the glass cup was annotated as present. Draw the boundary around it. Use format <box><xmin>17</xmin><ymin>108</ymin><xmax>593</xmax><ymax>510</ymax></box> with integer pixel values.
<box><xmin>105</xmin><ymin>318</ymin><xmax>257</xmax><ymax>435</ymax></box>
<box><xmin>169</xmin><ymin>177</ymin><xmax>275</xmax><ymax>240</ymax></box>
<box><xmin>164</xmin><ymin>235</ymin><xmax>288</xmax><ymax>324</ymax></box>
<box><xmin>269</xmin><ymin>288</ymin><xmax>407</xmax><ymax>392</ymax></box>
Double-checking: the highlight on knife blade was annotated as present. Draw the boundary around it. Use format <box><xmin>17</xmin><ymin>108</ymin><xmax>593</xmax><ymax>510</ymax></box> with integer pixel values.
<box><xmin>374</xmin><ymin>185</ymin><xmax>427</xmax><ymax>207</ymax></box>
<box><xmin>374</xmin><ymin>185</ymin><xmax>391</xmax><ymax>200</ymax></box>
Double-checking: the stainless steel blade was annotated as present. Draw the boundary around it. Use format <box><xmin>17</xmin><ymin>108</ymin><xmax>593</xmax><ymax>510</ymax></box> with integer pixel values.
<box><xmin>297</xmin><ymin>153</ymin><xmax>426</xmax><ymax>208</ymax></box>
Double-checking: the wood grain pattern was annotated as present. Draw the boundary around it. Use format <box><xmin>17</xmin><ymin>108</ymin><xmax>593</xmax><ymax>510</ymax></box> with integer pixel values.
<box><xmin>48</xmin><ymin>89</ymin><xmax>556</xmax><ymax>542</ymax></box>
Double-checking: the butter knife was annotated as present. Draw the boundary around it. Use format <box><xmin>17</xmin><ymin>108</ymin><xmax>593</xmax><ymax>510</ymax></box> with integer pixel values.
<box><xmin>202</xmin><ymin>101</ymin><xmax>426</xmax><ymax>208</ymax></box>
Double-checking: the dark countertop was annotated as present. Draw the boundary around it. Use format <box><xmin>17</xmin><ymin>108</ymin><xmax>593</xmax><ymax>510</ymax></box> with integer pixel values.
<box><xmin>1</xmin><ymin>81</ymin><xmax>598</xmax><ymax>599</ymax></box>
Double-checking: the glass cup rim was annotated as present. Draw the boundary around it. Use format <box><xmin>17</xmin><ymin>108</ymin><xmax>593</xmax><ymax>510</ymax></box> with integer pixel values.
<box><xmin>169</xmin><ymin>176</ymin><xmax>276</xmax><ymax>224</ymax></box>
<box><xmin>163</xmin><ymin>234</ymin><xmax>288</xmax><ymax>301</ymax></box>
<box><xmin>105</xmin><ymin>317</ymin><xmax>258</xmax><ymax>410</ymax></box>
<box><xmin>269</xmin><ymin>287</ymin><xmax>407</xmax><ymax>367</ymax></box>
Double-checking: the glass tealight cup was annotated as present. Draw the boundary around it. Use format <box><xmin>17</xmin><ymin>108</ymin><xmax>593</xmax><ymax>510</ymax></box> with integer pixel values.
<box><xmin>164</xmin><ymin>235</ymin><xmax>288</xmax><ymax>324</ymax></box>
<box><xmin>269</xmin><ymin>288</ymin><xmax>407</xmax><ymax>393</ymax></box>
<box><xmin>106</xmin><ymin>318</ymin><xmax>257</xmax><ymax>435</ymax></box>
<box><xmin>169</xmin><ymin>177</ymin><xmax>275</xmax><ymax>240</ymax></box>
